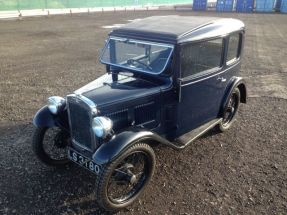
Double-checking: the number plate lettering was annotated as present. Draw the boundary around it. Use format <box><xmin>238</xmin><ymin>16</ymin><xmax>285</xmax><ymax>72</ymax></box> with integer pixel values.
<box><xmin>72</xmin><ymin>152</ymin><xmax>77</xmax><ymax>162</ymax></box>
<box><xmin>68</xmin><ymin>149</ymin><xmax>100</xmax><ymax>175</ymax></box>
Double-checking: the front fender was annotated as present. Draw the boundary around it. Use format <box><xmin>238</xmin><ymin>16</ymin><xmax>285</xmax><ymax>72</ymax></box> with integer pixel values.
<box><xmin>33</xmin><ymin>106</ymin><xmax>69</xmax><ymax>130</ymax></box>
<box><xmin>33</xmin><ymin>106</ymin><xmax>56</xmax><ymax>128</ymax></box>
<box><xmin>92</xmin><ymin>130</ymin><xmax>159</xmax><ymax>166</ymax></box>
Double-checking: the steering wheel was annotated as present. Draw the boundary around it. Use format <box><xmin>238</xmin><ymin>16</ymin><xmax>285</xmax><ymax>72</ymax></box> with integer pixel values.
<box><xmin>127</xmin><ymin>59</ymin><xmax>153</xmax><ymax>71</ymax></box>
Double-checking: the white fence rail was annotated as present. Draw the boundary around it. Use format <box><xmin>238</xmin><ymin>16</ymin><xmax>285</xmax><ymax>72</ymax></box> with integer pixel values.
<box><xmin>0</xmin><ymin>6</ymin><xmax>172</xmax><ymax>20</ymax></box>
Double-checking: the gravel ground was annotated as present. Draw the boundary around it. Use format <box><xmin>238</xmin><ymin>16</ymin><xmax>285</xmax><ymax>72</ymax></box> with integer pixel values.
<box><xmin>0</xmin><ymin>11</ymin><xmax>287</xmax><ymax>215</ymax></box>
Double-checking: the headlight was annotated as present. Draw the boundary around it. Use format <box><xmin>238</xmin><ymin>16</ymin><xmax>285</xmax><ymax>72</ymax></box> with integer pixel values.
<box><xmin>92</xmin><ymin>117</ymin><xmax>113</xmax><ymax>138</ymax></box>
<box><xmin>47</xmin><ymin>96</ymin><xmax>65</xmax><ymax>114</ymax></box>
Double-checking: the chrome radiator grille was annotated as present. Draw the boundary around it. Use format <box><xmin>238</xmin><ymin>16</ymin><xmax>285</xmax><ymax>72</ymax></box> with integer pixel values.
<box><xmin>67</xmin><ymin>95</ymin><xmax>94</xmax><ymax>150</ymax></box>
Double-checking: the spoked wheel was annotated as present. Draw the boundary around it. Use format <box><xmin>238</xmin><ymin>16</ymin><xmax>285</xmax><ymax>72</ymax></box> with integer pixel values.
<box><xmin>32</xmin><ymin>127</ymin><xmax>71</xmax><ymax>166</ymax></box>
<box><xmin>218</xmin><ymin>88</ymin><xmax>241</xmax><ymax>132</ymax></box>
<box><xmin>95</xmin><ymin>143</ymin><xmax>155</xmax><ymax>211</ymax></box>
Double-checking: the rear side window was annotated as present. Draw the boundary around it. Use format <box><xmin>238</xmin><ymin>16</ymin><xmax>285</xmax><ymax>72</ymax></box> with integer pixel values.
<box><xmin>181</xmin><ymin>38</ymin><xmax>223</xmax><ymax>78</ymax></box>
<box><xmin>227</xmin><ymin>33</ymin><xmax>241</xmax><ymax>64</ymax></box>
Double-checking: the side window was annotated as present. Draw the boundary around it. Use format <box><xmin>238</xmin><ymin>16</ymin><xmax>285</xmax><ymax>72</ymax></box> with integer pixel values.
<box><xmin>181</xmin><ymin>38</ymin><xmax>223</xmax><ymax>78</ymax></box>
<box><xmin>227</xmin><ymin>33</ymin><xmax>241</xmax><ymax>64</ymax></box>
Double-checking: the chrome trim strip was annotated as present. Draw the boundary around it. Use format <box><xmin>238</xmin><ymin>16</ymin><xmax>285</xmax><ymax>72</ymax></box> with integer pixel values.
<box><xmin>75</xmin><ymin>93</ymin><xmax>97</xmax><ymax>108</ymax></box>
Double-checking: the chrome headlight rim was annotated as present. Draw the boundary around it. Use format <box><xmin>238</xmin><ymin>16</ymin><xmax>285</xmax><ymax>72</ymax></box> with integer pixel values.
<box><xmin>92</xmin><ymin>116</ymin><xmax>113</xmax><ymax>138</ymax></box>
<box><xmin>47</xmin><ymin>96</ymin><xmax>66</xmax><ymax>115</ymax></box>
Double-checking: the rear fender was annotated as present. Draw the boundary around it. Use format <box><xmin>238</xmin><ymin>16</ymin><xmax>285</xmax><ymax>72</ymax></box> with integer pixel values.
<box><xmin>220</xmin><ymin>77</ymin><xmax>247</xmax><ymax>116</ymax></box>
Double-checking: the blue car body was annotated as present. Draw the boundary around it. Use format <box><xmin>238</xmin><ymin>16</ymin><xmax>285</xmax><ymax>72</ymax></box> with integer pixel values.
<box><xmin>34</xmin><ymin>16</ymin><xmax>247</xmax><ymax>167</ymax></box>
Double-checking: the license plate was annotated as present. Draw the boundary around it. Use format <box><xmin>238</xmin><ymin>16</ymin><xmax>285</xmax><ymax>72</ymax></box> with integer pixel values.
<box><xmin>68</xmin><ymin>148</ymin><xmax>101</xmax><ymax>175</ymax></box>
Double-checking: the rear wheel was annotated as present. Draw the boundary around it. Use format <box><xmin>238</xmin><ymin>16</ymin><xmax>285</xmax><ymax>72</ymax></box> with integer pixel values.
<box><xmin>95</xmin><ymin>143</ymin><xmax>155</xmax><ymax>211</ymax></box>
<box><xmin>218</xmin><ymin>88</ymin><xmax>240</xmax><ymax>132</ymax></box>
<box><xmin>32</xmin><ymin>127</ymin><xmax>71</xmax><ymax>166</ymax></box>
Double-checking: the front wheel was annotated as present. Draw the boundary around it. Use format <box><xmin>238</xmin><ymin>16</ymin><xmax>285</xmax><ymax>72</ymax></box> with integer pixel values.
<box><xmin>218</xmin><ymin>88</ymin><xmax>241</xmax><ymax>132</ymax></box>
<box><xmin>95</xmin><ymin>143</ymin><xmax>155</xmax><ymax>211</ymax></box>
<box><xmin>32</xmin><ymin>127</ymin><xmax>71</xmax><ymax>167</ymax></box>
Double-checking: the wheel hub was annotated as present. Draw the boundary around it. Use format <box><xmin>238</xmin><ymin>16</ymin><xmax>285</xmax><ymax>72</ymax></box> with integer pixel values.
<box><xmin>129</xmin><ymin>174</ymin><xmax>137</xmax><ymax>185</ymax></box>
<box><xmin>54</xmin><ymin>131</ymin><xmax>70</xmax><ymax>148</ymax></box>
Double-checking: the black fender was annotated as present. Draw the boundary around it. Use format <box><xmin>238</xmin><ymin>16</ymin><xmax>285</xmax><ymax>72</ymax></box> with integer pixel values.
<box><xmin>220</xmin><ymin>76</ymin><xmax>247</xmax><ymax>116</ymax></box>
<box><xmin>92</xmin><ymin>129</ymin><xmax>172</xmax><ymax>166</ymax></box>
<box><xmin>33</xmin><ymin>106</ymin><xmax>69</xmax><ymax>130</ymax></box>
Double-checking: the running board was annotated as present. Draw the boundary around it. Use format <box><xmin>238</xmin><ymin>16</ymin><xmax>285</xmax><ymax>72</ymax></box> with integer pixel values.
<box><xmin>168</xmin><ymin>118</ymin><xmax>222</xmax><ymax>150</ymax></box>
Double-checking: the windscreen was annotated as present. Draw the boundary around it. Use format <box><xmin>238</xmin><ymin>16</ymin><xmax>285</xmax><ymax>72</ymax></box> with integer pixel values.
<box><xmin>101</xmin><ymin>37</ymin><xmax>174</xmax><ymax>74</ymax></box>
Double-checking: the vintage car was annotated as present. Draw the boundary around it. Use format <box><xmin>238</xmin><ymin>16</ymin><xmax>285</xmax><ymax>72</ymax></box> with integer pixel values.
<box><xmin>32</xmin><ymin>16</ymin><xmax>247</xmax><ymax>211</ymax></box>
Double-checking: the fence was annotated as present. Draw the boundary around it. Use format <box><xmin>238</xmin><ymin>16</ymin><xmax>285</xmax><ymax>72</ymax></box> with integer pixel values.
<box><xmin>0</xmin><ymin>0</ymin><xmax>192</xmax><ymax>11</ymax></box>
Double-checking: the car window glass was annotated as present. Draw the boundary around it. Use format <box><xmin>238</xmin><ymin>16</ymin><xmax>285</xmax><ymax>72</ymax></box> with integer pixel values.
<box><xmin>101</xmin><ymin>37</ymin><xmax>174</xmax><ymax>74</ymax></box>
<box><xmin>227</xmin><ymin>33</ymin><xmax>240</xmax><ymax>64</ymax></box>
<box><xmin>181</xmin><ymin>38</ymin><xmax>223</xmax><ymax>78</ymax></box>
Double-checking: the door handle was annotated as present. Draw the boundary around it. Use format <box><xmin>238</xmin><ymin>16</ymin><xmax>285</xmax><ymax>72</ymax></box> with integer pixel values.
<box><xmin>217</xmin><ymin>77</ymin><xmax>227</xmax><ymax>82</ymax></box>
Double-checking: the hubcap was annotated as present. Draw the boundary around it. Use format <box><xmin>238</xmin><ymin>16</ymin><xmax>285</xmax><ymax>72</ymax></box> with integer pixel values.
<box><xmin>54</xmin><ymin>130</ymin><xmax>70</xmax><ymax>148</ymax></box>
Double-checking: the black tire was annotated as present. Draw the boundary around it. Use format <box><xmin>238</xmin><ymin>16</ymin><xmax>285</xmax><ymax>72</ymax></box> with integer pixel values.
<box><xmin>218</xmin><ymin>88</ymin><xmax>241</xmax><ymax>132</ymax></box>
<box><xmin>95</xmin><ymin>143</ymin><xmax>155</xmax><ymax>212</ymax></box>
<box><xmin>32</xmin><ymin>127</ymin><xmax>70</xmax><ymax>167</ymax></box>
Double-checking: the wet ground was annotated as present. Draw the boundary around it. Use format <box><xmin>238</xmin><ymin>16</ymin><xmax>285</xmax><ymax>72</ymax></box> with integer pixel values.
<box><xmin>0</xmin><ymin>11</ymin><xmax>287</xmax><ymax>214</ymax></box>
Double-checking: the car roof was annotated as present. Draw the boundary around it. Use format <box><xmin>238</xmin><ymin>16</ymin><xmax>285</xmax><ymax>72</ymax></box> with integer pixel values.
<box><xmin>110</xmin><ymin>15</ymin><xmax>245</xmax><ymax>44</ymax></box>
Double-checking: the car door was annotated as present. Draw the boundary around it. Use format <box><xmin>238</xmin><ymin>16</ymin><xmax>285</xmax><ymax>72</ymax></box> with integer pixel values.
<box><xmin>177</xmin><ymin>38</ymin><xmax>228</xmax><ymax>136</ymax></box>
